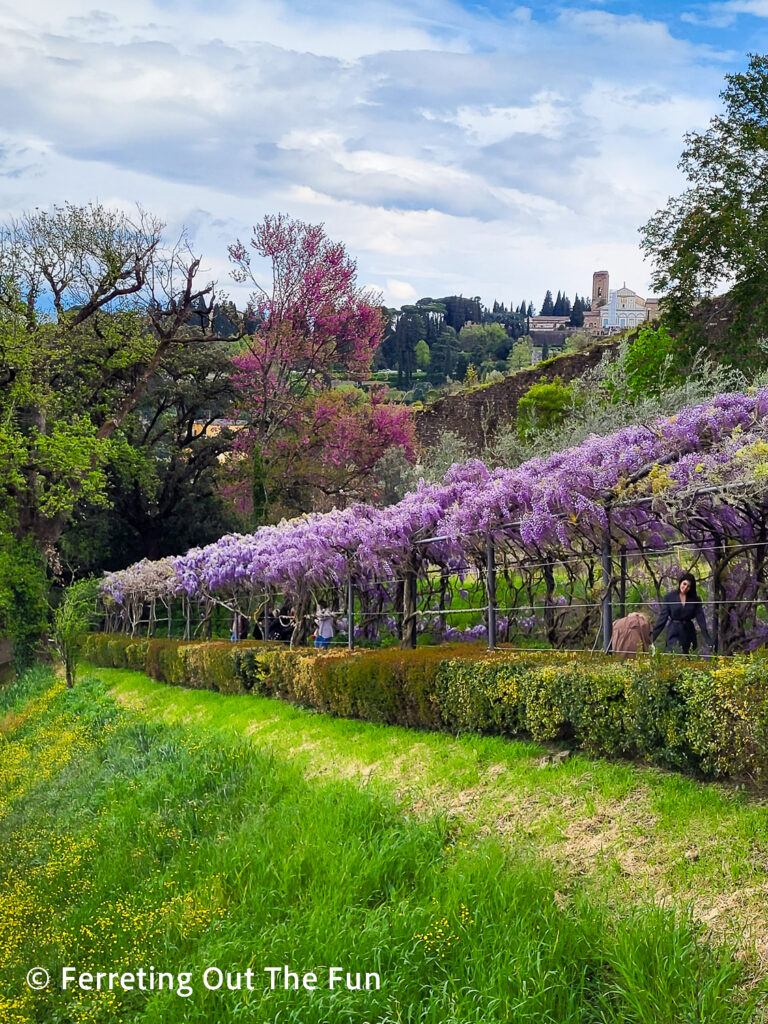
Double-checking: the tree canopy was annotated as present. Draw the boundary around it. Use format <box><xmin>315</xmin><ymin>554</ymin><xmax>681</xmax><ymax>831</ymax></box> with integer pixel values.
<box><xmin>226</xmin><ymin>214</ymin><xmax>413</xmax><ymax>519</ymax></box>
<box><xmin>641</xmin><ymin>53</ymin><xmax>768</xmax><ymax>367</ymax></box>
<box><xmin>0</xmin><ymin>203</ymin><xmax>222</xmax><ymax>563</ymax></box>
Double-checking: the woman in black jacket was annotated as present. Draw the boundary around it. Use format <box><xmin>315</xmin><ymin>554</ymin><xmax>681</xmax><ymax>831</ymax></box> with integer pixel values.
<box><xmin>651</xmin><ymin>572</ymin><xmax>712</xmax><ymax>654</ymax></box>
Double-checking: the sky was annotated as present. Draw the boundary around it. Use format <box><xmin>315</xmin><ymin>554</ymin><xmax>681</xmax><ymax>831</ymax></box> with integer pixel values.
<box><xmin>0</xmin><ymin>0</ymin><xmax>765</xmax><ymax>311</ymax></box>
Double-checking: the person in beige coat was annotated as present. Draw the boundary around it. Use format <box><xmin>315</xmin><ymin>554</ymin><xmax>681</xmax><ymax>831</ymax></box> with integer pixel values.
<box><xmin>611</xmin><ymin>612</ymin><xmax>651</xmax><ymax>658</ymax></box>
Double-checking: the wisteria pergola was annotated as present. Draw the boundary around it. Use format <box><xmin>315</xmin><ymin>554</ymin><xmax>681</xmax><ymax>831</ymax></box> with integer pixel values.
<box><xmin>101</xmin><ymin>392</ymin><xmax>768</xmax><ymax>654</ymax></box>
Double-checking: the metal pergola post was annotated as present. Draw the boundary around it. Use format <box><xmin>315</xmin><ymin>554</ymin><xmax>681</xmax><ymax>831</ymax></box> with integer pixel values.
<box><xmin>487</xmin><ymin>536</ymin><xmax>497</xmax><ymax>651</ymax></box>
<box><xmin>602</xmin><ymin>505</ymin><xmax>613</xmax><ymax>654</ymax></box>
<box><xmin>347</xmin><ymin>575</ymin><xmax>354</xmax><ymax>651</ymax></box>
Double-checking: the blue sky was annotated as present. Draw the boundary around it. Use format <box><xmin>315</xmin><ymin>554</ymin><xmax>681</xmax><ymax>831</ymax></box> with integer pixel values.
<box><xmin>0</xmin><ymin>0</ymin><xmax>763</xmax><ymax>308</ymax></box>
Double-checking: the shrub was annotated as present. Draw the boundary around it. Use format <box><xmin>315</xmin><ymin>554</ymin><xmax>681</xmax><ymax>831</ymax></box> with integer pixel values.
<box><xmin>679</xmin><ymin>656</ymin><xmax>768</xmax><ymax>779</ymax></box>
<box><xmin>516</xmin><ymin>377</ymin><xmax>573</xmax><ymax>439</ymax></box>
<box><xmin>622</xmin><ymin>323</ymin><xmax>682</xmax><ymax>398</ymax></box>
<box><xmin>52</xmin><ymin>577</ymin><xmax>101</xmax><ymax>688</ymax></box>
<box><xmin>233</xmin><ymin>647</ymin><xmax>271</xmax><ymax>695</ymax></box>
<box><xmin>82</xmin><ymin>635</ymin><xmax>768</xmax><ymax>780</ymax></box>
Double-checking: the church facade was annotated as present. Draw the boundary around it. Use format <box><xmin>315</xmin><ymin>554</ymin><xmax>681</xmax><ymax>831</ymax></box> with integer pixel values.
<box><xmin>583</xmin><ymin>271</ymin><xmax>659</xmax><ymax>333</ymax></box>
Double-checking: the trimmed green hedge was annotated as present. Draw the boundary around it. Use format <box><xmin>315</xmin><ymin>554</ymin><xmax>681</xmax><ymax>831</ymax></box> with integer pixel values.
<box><xmin>82</xmin><ymin>634</ymin><xmax>768</xmax><ymax>781</ymax></box>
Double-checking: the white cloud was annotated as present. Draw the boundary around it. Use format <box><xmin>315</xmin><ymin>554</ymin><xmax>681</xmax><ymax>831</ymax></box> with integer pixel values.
<box><xmin>0</xmin><ymin>0</ymin><xmax>742</xmax><ymax>305</ymax></box>
<box><xmin>449</xmin><ymin>94</ymin><xmax>573</xmax><ymax>144</ymax></box>
<box><xmin>682</xmin><ymin>0</ymin><xmax>768</xmax><ymax>27</ymax></box>
<box><xmin>384</xmin><ymin>279</ymin><xmax>418</xmax><ymax>303</ymax></box>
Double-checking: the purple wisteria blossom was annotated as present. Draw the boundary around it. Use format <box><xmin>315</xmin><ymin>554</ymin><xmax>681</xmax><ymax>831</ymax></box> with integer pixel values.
<box><xmin>99</xmin><ymin>392</ymin><xmax>768</xmax><ymax>652</ymax></box>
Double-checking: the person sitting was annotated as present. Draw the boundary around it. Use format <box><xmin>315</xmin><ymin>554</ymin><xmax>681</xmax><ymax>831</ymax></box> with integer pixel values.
<box><xmin>277</xmin><ymin>604</ymin><xmax>295</xmax><ymax>643</ymax></box>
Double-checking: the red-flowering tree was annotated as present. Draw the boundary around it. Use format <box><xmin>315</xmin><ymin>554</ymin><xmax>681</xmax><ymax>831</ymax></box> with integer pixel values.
<box><xmin>269</xmin><ymin>386</ymin><xmax>415</xmax><ymax>512</ymax></box>
<box><xmin>227</xmin><ymin>214</ymin><xmax>413</xmax><ymax>519</ymax></box>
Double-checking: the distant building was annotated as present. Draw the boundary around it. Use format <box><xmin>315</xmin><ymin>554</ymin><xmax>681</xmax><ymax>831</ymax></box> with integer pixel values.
<box><xmin>191</xmin><ymin>419</ymin><xmax>246</xmax><ymax>462</ymax></box>
<box><xmin>592</xmin><ymin>270</ymin><xmax>609</xmax><ymax>308</ymax></box>
<box><xmin>583</xmin><ymin>271</ymin><xmax>660</xmax><ymax>334</ymax></box>
<box><xmin>191</xmin><ymin>418</ymin><xmax>243</xmax><ymax>438</ymax></box>
<box><xmin>528</xmin><ymin>314</ymin><xmax>571</xmax><ymax>331</ymax></box>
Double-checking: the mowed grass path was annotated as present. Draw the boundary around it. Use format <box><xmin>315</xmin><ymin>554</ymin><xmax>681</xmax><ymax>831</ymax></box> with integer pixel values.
<box><xmin>0</xmin><ymin>666</ymin><xmax>765</xmax><ymax>1024</ymax></box>
<box><xmin>107</xmin><ymin>666</ymin><xmax>768</xmax><ymax>970</ymax></box>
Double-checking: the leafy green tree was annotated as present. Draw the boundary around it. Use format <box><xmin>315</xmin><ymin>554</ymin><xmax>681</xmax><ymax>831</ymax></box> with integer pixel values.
<box><xmin>540</xmin><ymin>290</ymin><xmax>554</xmax><ymax>315</ymax></box>
<box><xmin>414</xmin><ymin>338</ymin><xmax>431</xmax><ymax>370</ymax></box>
<box><xmin>0</xmin><ymin>203</ymin><xmax>221</xmax><ymax>565</ymax></box>
<box><xmin>458</xmin><ymin>322</ymin><xmax>507</xmax><ymax>360</ymax></box>
<box><xmin>507</xmin><ymin>335</ymin><xmax>533</xmax><ymax>370</ymax></box>
<box><xmin>59</xmin><ymin>339</ymin><xmax>242</xmax><ymax>573</ymax></box>
<box><xmin>394</xmin><ymin>308</ymin><xmax>425</xmax><ymax>386</ymax></box>
<box><xmin>620</xmin><ymin>323</ymin><xmax>683</xmax><ymax>400</ymax></box>
<box><xmin>570</xmin><ymin>295</ymin><xmax>585</xmax><ymax>327</ymax></box>
<box><xmin>415</xmin><ymin>299</ymin><xmax>447</xmax><ymax>346</ymax></box>
<box><xmin>0</xmin><ymin>202</ymin><xmax>232</xmax><ymax>658</ymax></box>
<box><xmin>52</xmin><ymin>577</ymin><xmax>100</xmax><ymax>688</ymax></box>
<box><xmin>0</xmin><ymin>529</ymin><xmax>48</xmax><ymax>673</ymax></box>
<box><xmin>428</xmin><ymin>325</ymin><xmax>459</xmax><ymax>382</ymax></box>
<box><xmin>374</xmin><ymin>307</ymin><xmax>399</xmax><ymax>369</ymax></box>
<box><xmin>640</xmin><ymin>53</ymin><xmax>768</xmax><ymax>366</ymax></box>
<box><xmin>440</xmin><ymin>295</ymin><xmax>482</xmax><ymax>332</ymax></box>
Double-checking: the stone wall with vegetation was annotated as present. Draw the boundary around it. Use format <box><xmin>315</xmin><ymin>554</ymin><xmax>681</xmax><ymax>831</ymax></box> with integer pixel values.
<box><xmin>414</xmin><ymin>344</ymin><xmax>613</xmax><ymax>451</ymax></box>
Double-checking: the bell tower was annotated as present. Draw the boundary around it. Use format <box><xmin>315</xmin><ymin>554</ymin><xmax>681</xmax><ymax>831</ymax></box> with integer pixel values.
<box><xmin>592</xmin><ymin>270</ymin><xmax>609</xmax><ymax>308</ymax></box>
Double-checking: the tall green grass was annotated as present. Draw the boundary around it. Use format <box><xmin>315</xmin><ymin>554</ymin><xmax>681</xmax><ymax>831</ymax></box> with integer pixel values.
<box><xmin>0</xmin><ymin>669</ymin><xmax>762</xmax><ymax>1023</ymax></box>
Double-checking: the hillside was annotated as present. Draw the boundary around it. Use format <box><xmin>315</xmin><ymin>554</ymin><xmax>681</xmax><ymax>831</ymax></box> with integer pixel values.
<box><xmin>1</xmin><ymin>665</ymin><xmax>766</xmax><ymax>1023</ymax></box>
<box><xmin>412</xmin><ymin>294</ymin><xmax>763</xmax><ymax>454</ymax></box>
<box><xmin>414</xmin><ymin>342</ymin><xmax>615</xmax><ymax>450</ymax></box>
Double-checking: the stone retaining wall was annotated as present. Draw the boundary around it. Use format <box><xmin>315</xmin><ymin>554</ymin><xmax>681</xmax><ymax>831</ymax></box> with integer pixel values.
<box><xmin>414</xmin><ymin>343</ymin><xmax>615</xmax><ymax>452</ymax></box>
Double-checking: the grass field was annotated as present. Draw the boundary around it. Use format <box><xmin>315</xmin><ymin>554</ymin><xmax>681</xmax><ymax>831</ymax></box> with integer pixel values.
<box><xmin>1</xmin><ymin>665</ymin><xmax>767</xmax><ymax>1023</ymax></box>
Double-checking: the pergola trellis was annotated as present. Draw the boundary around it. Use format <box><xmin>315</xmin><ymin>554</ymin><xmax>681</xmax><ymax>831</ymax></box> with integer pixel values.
<box><xmin>100</xmin><ymin>391</ymin><xmax>768</xmax><ymax>655</ymax></box>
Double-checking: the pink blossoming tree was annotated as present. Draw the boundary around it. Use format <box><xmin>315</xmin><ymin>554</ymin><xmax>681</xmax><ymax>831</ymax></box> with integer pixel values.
<box><xmin>227</xmin><ymin>214</ymin><xmax>413</xmax><ymax>519</ymax></box>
